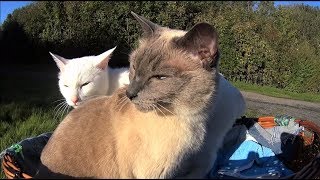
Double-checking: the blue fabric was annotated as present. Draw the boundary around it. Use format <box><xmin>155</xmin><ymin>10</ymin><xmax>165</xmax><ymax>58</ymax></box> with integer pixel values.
<box><xmin>208</xmin><ymin>119</ymin><xmax>301</xmax><ymax>179</ymax></box>
<box><xmin>210</xmin><ymin>140</ymin><xmax>294</xmax><ymax>179</ymax></box>
<box><xmin>247</xmin><ymin>119</ymin><xmax>304</xmax><ymax>161</ymax></box>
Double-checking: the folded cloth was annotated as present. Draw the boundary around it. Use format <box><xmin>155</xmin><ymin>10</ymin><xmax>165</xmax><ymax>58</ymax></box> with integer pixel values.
<box><xmin>247</xmin><ymin>116</ymin><xmax>304</xmax><ymax>161</ymax></box>
<box><xmin>209</xmin><ymin>116</ymin><xmax>304</xmax><ymax>179</ymax></box>
<box><xmin>211</xmin><ymin>139</ymin><xmax>294</xmax><ymax>179</ymax></box>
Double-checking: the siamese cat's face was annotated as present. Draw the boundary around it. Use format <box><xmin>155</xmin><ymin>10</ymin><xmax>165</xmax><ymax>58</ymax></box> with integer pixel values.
<box><xmin>127</xmin><ymin>13</ymin><xmax>220</xmax><ymax>114</ymax></box>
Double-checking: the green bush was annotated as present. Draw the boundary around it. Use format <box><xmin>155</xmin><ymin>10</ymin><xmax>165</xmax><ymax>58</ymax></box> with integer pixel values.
<box><xmin>0</xmin><ymin>1</ymin><xmax>319</xmax><ymax>93</ymax></box>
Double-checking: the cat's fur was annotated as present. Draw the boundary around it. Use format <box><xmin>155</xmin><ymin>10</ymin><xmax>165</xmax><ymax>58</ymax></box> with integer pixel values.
<box><xmin>38</xmin><ymin>12</ymin><xmax>246</xmax><ymax>178</ymax></box>
<box><xmin>50</xmin><ymin>47</ymin><xmax>130</xmax><ymax>108</ymax></box>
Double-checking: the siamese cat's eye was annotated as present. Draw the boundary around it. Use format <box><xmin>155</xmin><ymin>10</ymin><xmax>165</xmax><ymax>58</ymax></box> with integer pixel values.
<box><xmin>152</xmin><ymin>75</ymin><xmax>167</xmax><ymax>80</ymax></box>
<box><xmin>81</xmin><ymin>82</ymin><xmax>91</xmax><ymax>87</ymax></box>
<box><xmin>64</xmin><ymin>85</ymin><xmax>68</xmax><ymax>87</ymax></box>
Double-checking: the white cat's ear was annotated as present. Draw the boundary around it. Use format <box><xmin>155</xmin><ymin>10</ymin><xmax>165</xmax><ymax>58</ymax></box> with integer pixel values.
<box><xmin>49</xmin><ymin>52</ymin><xmax>68</xmax><ymax>71</ymax></box>
<box><xmin>96</xmin><ymin>46</ymin><xmax>117</xmax><ymax>70</ymax></box>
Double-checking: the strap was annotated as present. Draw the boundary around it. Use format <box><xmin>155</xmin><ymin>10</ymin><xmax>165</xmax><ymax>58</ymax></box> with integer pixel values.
<box><xmin>2</xmin><ymin>153</ymin><xmax>32</xmax><ymax>179</ymax></box>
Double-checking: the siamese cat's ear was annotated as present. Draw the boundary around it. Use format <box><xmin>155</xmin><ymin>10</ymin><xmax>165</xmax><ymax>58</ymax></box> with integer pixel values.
<box><xmin>49</xmin><ymin>52</ymin><xmax>68</xmax><ymax>71</ymax></box>
<box><xmin>131</xmin><ymin>11</ymin><xmax>161</xmax><ymax>38</ymax></box>
<box><xmin>175</xmin><ymin>23</ymin><xmax>220</xmax><ymax>69</ymax></box>
<box><xmin>96</xmin><ymin>46</ymin><xmax>117</xmax><ymax>70</ymax></box>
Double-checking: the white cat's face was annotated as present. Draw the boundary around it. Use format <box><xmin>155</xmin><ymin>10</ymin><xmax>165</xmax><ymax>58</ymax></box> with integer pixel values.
<box><xmin>50</xmin><ymin>47</ymin><xmax>116</xmax><ymax>108</ymax></box>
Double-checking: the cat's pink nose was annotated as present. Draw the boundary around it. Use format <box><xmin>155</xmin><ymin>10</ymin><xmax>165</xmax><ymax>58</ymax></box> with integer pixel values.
<box><xmin>71</xmin><ymin>97</ymin><xmax>79</xmax><ymax>104</ymax></box>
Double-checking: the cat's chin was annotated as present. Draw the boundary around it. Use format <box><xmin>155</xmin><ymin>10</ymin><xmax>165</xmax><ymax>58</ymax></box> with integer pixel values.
<box><xmin>71</xmin><ymin>104</ymin><xmax>80</xmax><ymax>108</ymax></box>
<box><xmin>70</xmin><ymin>102</ymin><xmax>83</xmax><ymax>108</ymax></box>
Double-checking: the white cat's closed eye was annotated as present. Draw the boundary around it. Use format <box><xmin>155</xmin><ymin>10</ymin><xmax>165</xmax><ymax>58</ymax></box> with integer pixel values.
<box><xmin>81</xmin><ymin>82</ymin><xmax>91</xmax><ymax>87</ymax></box>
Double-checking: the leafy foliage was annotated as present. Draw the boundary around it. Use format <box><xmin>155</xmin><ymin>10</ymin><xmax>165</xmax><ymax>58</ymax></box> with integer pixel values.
<box><xmin>0</xmin><ymin>1</ymin><xmax>319</xmax><ymax>93</ymax></box>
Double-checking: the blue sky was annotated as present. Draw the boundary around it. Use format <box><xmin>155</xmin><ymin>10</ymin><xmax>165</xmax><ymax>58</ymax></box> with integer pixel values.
<box><xmin>1</xmin><ymin>1</ymin><xmax>33</xmax><ymax>24</ymax></box>
<box><xmin>1</xmin><ymin>1</ymin><xmax>320</xmax><ymax>25</ymax></box>
<box><xmin>274</xmin><ymin>1</ymin><xmax>320</xmax><ymax>7</ymax></box>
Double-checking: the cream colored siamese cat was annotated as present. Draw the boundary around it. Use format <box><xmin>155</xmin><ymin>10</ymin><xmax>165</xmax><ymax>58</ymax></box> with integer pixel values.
<box><xmin>37</xmin><ymin>12</ymin><xmax>246</xmax><ymax>178</ymax></box>
<box><xmin>50</xmin><ymin>47</ymin><xmax>130</xmax><ymax>108</ymax></box>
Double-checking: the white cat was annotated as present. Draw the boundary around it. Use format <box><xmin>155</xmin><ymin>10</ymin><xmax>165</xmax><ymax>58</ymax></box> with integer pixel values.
<box><xmin>50</xmin><ymin>47</ymin><xmax>130</xmax><ymax>108</ymax></box>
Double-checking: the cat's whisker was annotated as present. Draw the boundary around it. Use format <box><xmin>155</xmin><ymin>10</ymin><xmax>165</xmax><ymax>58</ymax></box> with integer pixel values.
<box><xmin>152</xmin><ymin>104</ymin><xmax>167</xmax><ymax>119</ymax></box>
<box><xmin>62</xmin><ymin>103</ymin><xmax>70</xmax><ymax>116</ymax></box>
<box><xmin>115</xmin><ymin>98</ymin><xmax>124</xmax><ymax>110</ymax></box>
<box><xmin>52</xmin><ymin>99</ymin><xmax>66</xmax><ymax>104</ymax></box>
<box><xmin>116</xmin><ymin>96</ymin><xmax>126</xmax><ymax>104</ymax></box>
<box><xmin>174</xmin><ymin>98</ymin><xmax>182</xmax><ymax>104</ymax></box>
<box><xmin>115</xmin><ymin>96</ymin><xmax>126</xmax><ymax>110</ymax></box>
<box><xmin>151</xmin><ymin>105</ymin><xmax>160</xmax><ymax>118</ymax></box>
<box><xmin>118</xmin><ymin>96</ymin><xmax>126</xmax><ymax>104</ymax></box>
<box><xmin>158</xmin><ymin>99</ymin><xmax>178</xmax><ymax>109</ymax></box>
<box><xmin>59</xmin><ymin>103</ymin><xmax>69</xmax><ymax>120</ymax></box>
<box><xmin>53</xmin><ymin>109</ymin><xmax>60</xmax><ymax>120</ymax></box>
<box><xmin>54</xmin><ymin>102</ymin><xmax>67</xmax><ymax>120</ymax></box>
<box><xmin>64</xmin><ymin>104</ymin><xmax>71</xmax><ymax>116</ymax></box>
<box><xmin>118</xmin><ymin>102</ymin><xmax>127</xmax><ymax>113</ymax></box>
<box><xmin>60</xmin><ymin>105</ymin><xmax>71</xmax><ymax>122</ymax></box>
<box><xmin>156</xmin><ymin>105</ymin><xmax>171</xmax><ymax>121</ymax></box>
<box><xmin>116</xmin><ymin>96</ymin><xmax>127</xmax><ymax>110</ymax></box>
<box><xmin>54</xmin><ymin>104</ymin><xmax>63</xmax><ymax>120</ymax></box>
<box><xmin>53</xmin><ymin>103</ymin><xmax>64</xmax><ymax>119</ymax></box>
<box><xmin>58</xmin><ymin>104</ymin><xmax>66</xmax><ymax>120</ymax></box>
<box><xmin>159</xmin><ymin>99</ymin><xmax>176</xmax><ymax>104</ymax></box>
<box><xmin>67</xmin><ymin>106</ymin><xmax>71</xmax><ymax>114</ymax></box>
<box><xmin>118</xmin><ymin>99</ymin><xmax>128</xmax><ymax>113</ymax></box>
<box><xmin>57</xmin><ymin>102</ymin><xmax>67</xmax><ymax>114</ymax></box>
<box><xmin>156</xmin><ymin>102</ymin><xmax>174</xmax><ymax>116</ymax></box>
<box><xmin>117</xmin><ymin>96</ymin><xmax>130</xmax><ymax>113</ymax></box>
<box><xmin>54</xmin><ymin>101</ymin><xmax>66</xmax><ymax>112</ymax></box>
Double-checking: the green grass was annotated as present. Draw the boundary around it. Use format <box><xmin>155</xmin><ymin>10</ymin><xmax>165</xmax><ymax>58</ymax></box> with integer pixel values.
<box><xmin>232</xmin><ymin>80</ymin><xmax>320</xmax><ymax>103</ymax></box>
<box><xmin>0</xmin><ymin>104</ymin><xmax>61</xmax><ymax>152</ymax></box>
<box><xmin>0</xmin><ymin>102</ymin><xmax>66</xmax><ymax>179</ymax></box>
<box><xmin>243</xmin><ymin>109</ymin><xmax>267</xmax><ymax>118</ymax></box>
<box><xmin>0</xmin><ymin>65</ymin><xmax>64</xmax><ymax>146</ymax></box>
<box><xmin>0</xmin><ymin>65</ymin><xmax>67</xmax><ymax>178</ymax></box>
